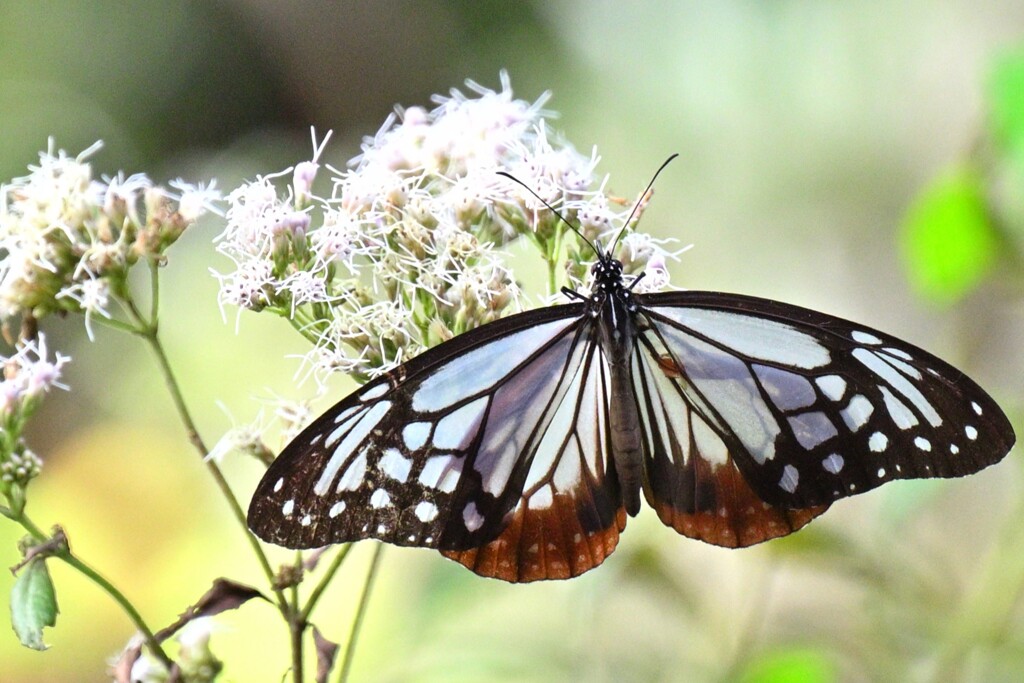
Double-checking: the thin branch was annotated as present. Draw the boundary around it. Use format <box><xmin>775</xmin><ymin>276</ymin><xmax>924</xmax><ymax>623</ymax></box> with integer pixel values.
<box><xmin>301</xmin><ymin>544</ymin><xmax>355</xmax><ymax>621</ymax></box>
<box><xmin>14</xmin><ymin>515</ymin><xmax>173</xmax><ymax>670</ymax></box>
<box><xmin>338</xmin><ymin>544</ymin><xmax>384</xmax><ymax>683</ymax></box>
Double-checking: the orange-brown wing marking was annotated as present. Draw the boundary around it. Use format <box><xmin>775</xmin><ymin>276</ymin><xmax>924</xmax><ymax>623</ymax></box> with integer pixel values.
<box><xmin>648</xmin><ymin>452</ymin><xmax>827</xmax><ymax>547</ymax></box>
<box><xmin>442</xmin><ymin>494</ymin><xmax>627</xmax><ymax>582</ymax></box>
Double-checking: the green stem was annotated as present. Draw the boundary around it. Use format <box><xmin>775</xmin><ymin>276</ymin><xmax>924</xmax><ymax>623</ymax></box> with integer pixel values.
<box><xmin>149</xmin><ymin>258</ymin><xmax>160</xmax><ymax>323</ymax></box>
<box><xmin>289</xmin><ymin>579</ymin><xmax>304</xmax><ymax>683</ymax></box>
<box><xmin>117</xmin><ymin>271</ymin><xmax>288</xmax><ymax>615</ymax></box>
<box><xmin>16</xmin><ymin>514</ymin><xmax>173</xmax><ymax>670</ymax></box>
<box><xmin>301</xmin><ymin>544</ymin><xmax>355</xmax><ymax>621</ymax></box>
<box><xmin>338</xmin><ymin>543</ymin><xmax>385</xmax><ymax>683</ymax></box>
<box><xmin>548</xmin><ymin>227</ymin><xmax>564</xmax><ymax>298</ymax></box>
<box><xmin>137</xmin><ymin>323</ymin><xmax>287</xmax><ymax>608</ymax></box>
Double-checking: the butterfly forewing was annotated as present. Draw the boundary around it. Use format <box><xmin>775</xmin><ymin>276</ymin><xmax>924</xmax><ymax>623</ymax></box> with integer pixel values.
<box><xmin>635</xmin><ymin>292</ymin><xmax>1015</xmax><ymax>513</ymax></box>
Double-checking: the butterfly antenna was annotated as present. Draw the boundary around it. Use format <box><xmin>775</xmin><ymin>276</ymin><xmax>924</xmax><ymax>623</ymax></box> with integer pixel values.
<box><xmin>608</xmin><ymin>153</ymin><xmax>679</xmax><ymax>254</ymax></box>
<box><xmin>496</xmin><ymin>171</ymin><xmax>603</xmax><ymax>259</ymax></box>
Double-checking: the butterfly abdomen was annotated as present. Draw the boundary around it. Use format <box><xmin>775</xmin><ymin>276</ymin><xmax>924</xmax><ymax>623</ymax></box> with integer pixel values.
<box><xmin>608</xmin><ymin>357</ymin><xmax>644</xmax><ymax>516</ymax></box>
<box><xmin>595</xmin><ymin>259</ymin><xmax>645</xmax><ymax>516</ymax></box>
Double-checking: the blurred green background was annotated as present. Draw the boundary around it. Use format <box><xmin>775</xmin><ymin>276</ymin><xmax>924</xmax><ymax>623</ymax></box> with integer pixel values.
<box><xmin>3</xmin><ymin>1</ymin><xmax>1024</xmax><ymax>681</ymax></box>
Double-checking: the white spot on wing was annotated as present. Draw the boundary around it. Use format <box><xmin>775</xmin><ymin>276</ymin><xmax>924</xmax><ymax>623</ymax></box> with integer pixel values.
<box><xmin>692</xmin><ymin>416</ymin><xmax>729</xmax><ymax>467</ymax></box>
<box><xmin>965</xmin><ymin>425</ymin><xmax>978</xmax><ymax>440</ymax></box>
<box><xmin>530</xmin><ymin>486</ymin><xmax>554</xmax><ymax>509</ymax></box>
<box><xmin>869</xmin><ymin>431</ymin><xmax>888</xmax><ymax>452</ymax></box>
<box><xmin>378</xmin><ymin>448</ymin><xmax>412</xmax><ymax>483</ymax></box>
<box><xmin>402</xmin><ymin>422</ymin><xmax>431</xmax><ymax>451</ymax></box>
<box><xmin>301</xmin><ymin>514</ymin><xmax>311</xmax><ymax>527</ymax></box>
<box><xmin>840</xmin><ymin>394</ymin><xmax>874</xmax><ymax>432</ymax></box>
<box><xmin>882</xmin><ymin>346</ymin><xmax>913</xmax><ymax>361</ymax></box>
<box><xmin>972</xmin><ymin>401</ymin><xmax>983</xmax><ymax>416</ymax></box>
<box><xmin>877</xmin><ymin>467</ymin><xmax>886</xmax><ymax>478</ymax></box>
<box><xmin>370</xmin><ymin>489</ymin><xmax>391</xmax><ymax>508</ymax></box>
<box><xmin>438</xmin><ymin>468</ymin><xmax>460</xmax><ymax>493</ymax></box>
<box><xmin>779</xmin><ymin>465</ymin><xmax>799</xmax><ymax>493</ymax></box>
<box><xmin>329</xmin><ymin>501</ymin><xmax>346</xmax><ymax>518</ymax></box>
<box><xmin>788</xmin><ymin>411</ymin><xmax>838</xmax><ymax>450</ymax></box>
<box><xmin>822</xmin><ymin>453</ymin><xmax>844</xmax><ymax>473</ymax></box>
<box><xmin>433</xmin><ymin>397</ymin><xmax>487</xmax><ymax>450</ymax></box>
<box><xmin>360</xmin><ymin>383</ymin><xmax>389</xmax><ymax>401</ymax></box>
<box><xmin>335</xmin><ymin>448</ymin><xmax>368</xmax><ymax>492</ymax></box>
<box><xmin>273</xmin><ymin>477</ymin><xmax>284</xmax><ymax>493</ymax></box>
<box><xmin>878</xmin><ymin>351</ymin><xmax>922</xmax><ymax>380</ymax></box>
<box><xmin>419</xmin><ymin>460</ymin><xmax>462</xmax><ymax>494</ymax></box>
<box><xmin>414</xmin><ymin>501</ymin><xmax>438</xmax><ymax>522</ymax></box>
<box><xmin>950</xmin><ymin>444</ymin><xmax>960</xmax><ymax>454</ymax></box>
<box><xmin>282</xmin><ymin>499</ymin><xmax>295</xmax><ymax>516</ymax></box>
<box><xmin>914</xmin><ymin>436</ymin><xmax>931</xmax><ymax>451</ymax></box>
<box><xmin>880</xmin><ymin>386</ymin><xmax>919</xmax><ymax>430</ymax></box>
<box><xmin>753</xmin><ymin>364</ymin><xmax>816</xmax><ymax>411</ymax></box>
<box><xmin>333</xmin><ymin>405</ymin><xmax>359</xmax><ymax>425</ymax></box>
<box><xmin>462</xmin><ymin>501</ymin><xmax>484</xmax><ymax>532</ymax></box>
<box><xmin>852</xmin><ymin>330</ymin><xmax>882</xmax><ymax>345</ymax></box>
<box><xmin>816</xmin><ymin>375</ymin><xmax>847</xmax><ymax>401</ymax></box>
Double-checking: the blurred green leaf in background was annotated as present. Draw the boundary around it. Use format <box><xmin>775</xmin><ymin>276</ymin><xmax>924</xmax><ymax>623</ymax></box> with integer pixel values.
<box><xmin>901</xmin><ymin>165</ymin><xmax>997</xmax><ymax>304</ymax></box>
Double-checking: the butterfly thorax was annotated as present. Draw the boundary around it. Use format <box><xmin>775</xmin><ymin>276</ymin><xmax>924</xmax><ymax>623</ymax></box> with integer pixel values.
<box><xmin>589</xmin><ymin>255</ymin><xmax>645</xmax><ymax>515</ymax></box>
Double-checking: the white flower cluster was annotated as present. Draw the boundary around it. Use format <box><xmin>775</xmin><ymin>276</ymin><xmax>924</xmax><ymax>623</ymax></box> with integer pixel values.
<box><xmin>0</xmin><ymin>139</ymin><xmax>219</xmax><ymax>339</ymax></box>
<box><xmin>0</xmin><ymin>334</ymin><xmax>69</xmax><ymax>489</ymax></box>
<box><xmin>214</xmin><ymin>73</ymin><xmax>682</xmax><ymax>387</ymax></box>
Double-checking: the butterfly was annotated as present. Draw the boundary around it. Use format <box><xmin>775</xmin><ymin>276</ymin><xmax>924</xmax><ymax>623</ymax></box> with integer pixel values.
<box><xmin>247</xmin><ymin>158</ymin><xmax>1015</xmax><ymax>583</ymax></box>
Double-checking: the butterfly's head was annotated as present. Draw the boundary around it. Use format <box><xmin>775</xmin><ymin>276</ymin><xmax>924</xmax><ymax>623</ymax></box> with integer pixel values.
<box><xmin>591</xmin><ymin>255</ymin><xmax>622</xmax><ymax>280</ymax></box>
<box><xmin>589</xmin><ymin>255</ymin><xmax>626</xmax><ymax>298</ymax></box>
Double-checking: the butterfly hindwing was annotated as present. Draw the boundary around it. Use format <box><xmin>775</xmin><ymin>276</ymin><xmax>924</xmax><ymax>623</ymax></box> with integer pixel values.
<box><xmin>443</xmin><ymin>333</ymin><xmax>627</xmax><ymax>581</ymax></box>
<box><xmin>630</xmin><ymin>320</ymin><xmax>828</xmax><ymax>548</ymax></box>
<box><xmin>248</xmin><ymin>302</ymin><xmax>628</xmax><ymax>579</ymax></box>
<box><xmin>632</xmin><ymin>291</ymin><xmax>1014</xmax><ymax>526</ymax></box>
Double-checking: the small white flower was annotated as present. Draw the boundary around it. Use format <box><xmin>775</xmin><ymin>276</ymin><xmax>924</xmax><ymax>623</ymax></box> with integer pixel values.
<box><xmin>213</xmin><ymin>258</ymin><xmax>275</xmax><ymax>313</ymax></box>
<box><xmin>309</xmin><ymin>209</ymin><xmax>365</xmax><ymax>273</ymax></box>
<box><xmin>10</xmin><ymin>334</ymin><xmax>71</xmax><ymax>398</ymax></box>
<box><xmin>170</xmin><ymin>179</ymin><xmax>222</xmax><ymax>222</ymax></box>
<box><xmin>103</xmin><ymin>171</ymin><xmax>152</xmax><ymax>226</ymax></box>
<box><xmin>207</xmin><ymin>403</ymin><xmax>267</xmax><ymax>463</ymax></box>
<box><xmin>279</xmin><ymin>269</ymin><xmax>334</xmax><ymax>315</ymax></box>
<box><xmin>57</xmin><ymin>277</ymin><xmax>112</xmax><ymax>340</ymax></box>
<box><xmin>270</xmin><ymin>394</ymin><xmax>314</xmax><ymax>446</ymax></box>
<box><xmin>0</xmin><ymin>380</ymin><xmax>22</xmax><ymax>415</ymax></box>
<box><xmin>293</xmin><ymin>128</ymin><xmax>333</xmax><ymax>204</ymax></box>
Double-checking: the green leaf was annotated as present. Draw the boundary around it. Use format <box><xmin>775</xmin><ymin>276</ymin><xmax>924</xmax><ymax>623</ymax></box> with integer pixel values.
<box><xmin>901</xmin><ymin>166</ymin><xmax>997</xmax><ymax>304</ymax></box>
<box><xmin>10</xmin><ymin>557</ymin><xmax>59</xmax><ymax>650</ymax></box>
<box><xmin>988</xmin><ymin>47</ymin><xmax>1024</xmax><ymax>152</ymax></box>
<box><xmin>740</xmin><ymin>647</ymin><xmax>838</xmax><ymax>683</ymax></box>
